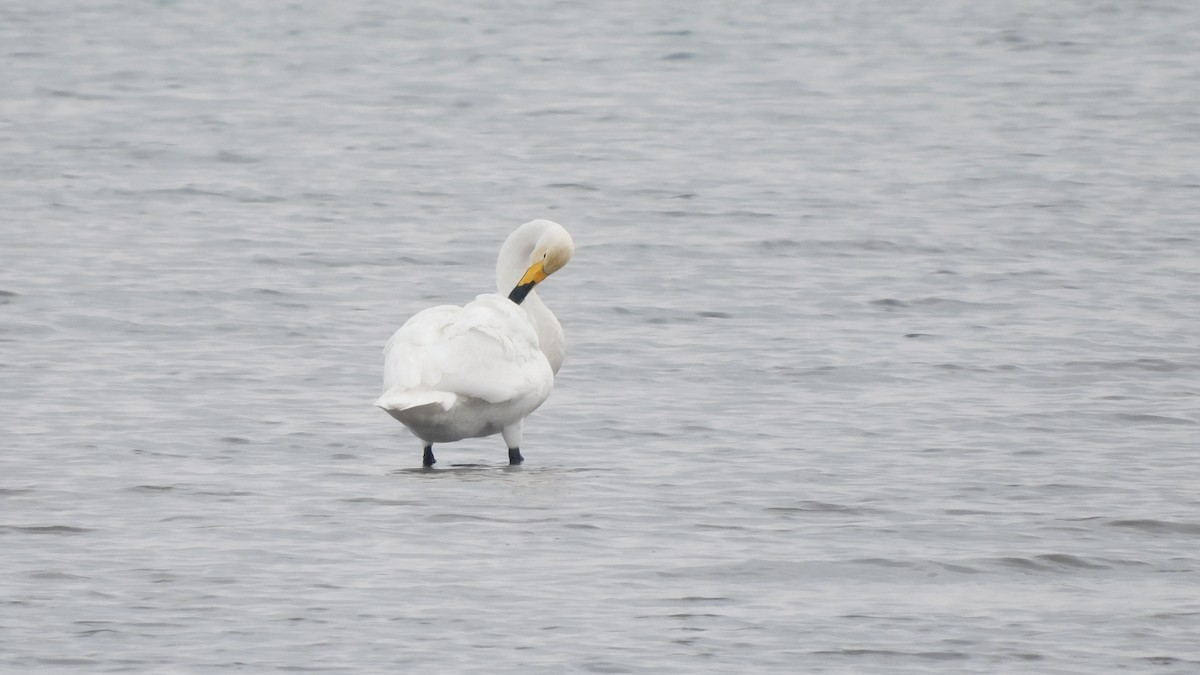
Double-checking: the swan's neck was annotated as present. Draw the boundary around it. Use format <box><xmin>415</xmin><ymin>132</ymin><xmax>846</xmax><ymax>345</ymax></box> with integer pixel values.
<box><xmin>495</xmin><ymin>225</ymin><xmax>537</xmax><ymax>295</ymax></box>
<box><xmin>519</xmin><ymin>290</ymin><xmax>565</xmax><ymax>374</ymax></box>
<box><xmin>494</xmin><ymin>220</ymin><xmax>568</xmax><ymax>374</ymax></box>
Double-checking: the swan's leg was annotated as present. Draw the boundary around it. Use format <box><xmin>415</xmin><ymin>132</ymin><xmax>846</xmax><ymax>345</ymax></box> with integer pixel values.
<box><xmin>422</xmin><ymin>444</ymin><xmax>436</xmax><ymax>467</ymax></box>
<box><xmin>502</xmin><ymin>422</ymin><xmax>524</xmax><ymax>465</ymax></box>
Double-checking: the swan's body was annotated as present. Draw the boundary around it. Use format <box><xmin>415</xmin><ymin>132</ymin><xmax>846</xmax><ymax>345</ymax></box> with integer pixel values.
<box><xmin>378</xmin><ymin>295</ymin><xmax>553</xmax><ymax>444</ymax></box>
<box><xmin>376</xmin><ymin>220</ymin><xmax>574</xmax><ymax>466</ymax></box>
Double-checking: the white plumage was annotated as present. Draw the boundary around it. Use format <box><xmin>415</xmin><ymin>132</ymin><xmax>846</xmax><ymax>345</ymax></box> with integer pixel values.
<box><xmin>375</xmin><ymin>220</ymin><xmax>574</xmax><ymax>466</ymax></box>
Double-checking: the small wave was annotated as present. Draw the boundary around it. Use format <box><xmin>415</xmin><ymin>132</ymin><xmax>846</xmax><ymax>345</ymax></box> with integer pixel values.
<box><xmin>425</xmin><ymin>513</ymin><xmax>557</xmax><ymax>524</ymax></box>
<box><xmin>757</xmin><ymin>238</ymin><xmax>952</xmax><ymax>256</ymax></box>
<box><xmin>765</xmin><ymin>501</ymin><xmax>878</xmax><ymax>516</ymax></box>
<box><xmin>253</xmin><ymin>254</ymin><xmax>428</xmax><ymax>268</ymax></box>
<box><xmin>35</xmin><ymin>658</ymin><xmax>100</xmax><ymax>667</ymax></box>
<box><xmin>76</xmin><ymin>627</ymin><xmax>121</xmax><ymax>637</ymax></box>
<box><xmin>608</xmin><ymin>305</ymin><xmax>711</xmax><ymax>325</ymax></box>
<box><xmin>339</xmin><ymin>497</ymin><xmax>421</xmax><ymax>506</ymax></box>
<box><xmin>868</xmin><ymin>297</ymin><xmax>1010</xmax><ymax>313</ymax></box>
<box><xmin>1150</xmin><ymin>611</ymin><xmax>1200</xmax><ymax>620</ymax></box>
<box><xmin>651</xmin><ymin>208</ymin><xmax>775</xmax><ymax>220</ymax></box>
<box><xmin>1034</xmin><ymin>553</ymin><xmax>1114</xmax><ymax>569</ymax></box>
<box><xmin>913</xmin><ymin>297</ymin><xmax>1003</xmax><ymax>309</ymax></box>
<box><xmin>30</xmin><ymin>571</ymin><xmax>91</xmax><ymax>580</ymax></box>
<box><xmin>934</xmin><ymin>363</ymin><xmax>988</xmax><ymax>372</ymax></box>
<box><xmin>813</xmin><ymin>649</ymin><xmax>969</xmax><ymax>661</ymax></box>
<box><xmin>1113</xmin><ymin>413</ymin><xmax>1195</xmax><ymax>426</ymax></box>
<box><xmin>0</xmin><ymin>320</ymin><xmax>54</xmax><ymax>336</ymax></box>
<box><xmin>1106</xmin><ymin>519</ymin><xmax>1200</xmax><ymax>535</ymax></box>
<box><xmin>0</xmin><ymin>525</ymin><xmax>93</xmax><ymax>535</ymax></box>
<box><xmin>524</xmin><ymin>107</ymin><xmax>582</xmax><ymax>116</ymax></box>
<box><xmin>853</xmin><ymin>557</ymin><xmax>918</xmax><ymax>569</ymax></box>
<box><xmin>118</xmin><ymin>186</ymin><xmax>284</xmax><ymax>203</ymax></box>
<box><xmin>545</xmin><ymin>182</ymin><xmax>599</xmax><ymax>191</ymax></box>
<box><xmin>850</xmin><ymin>558</ymin><xmax>982</xmax><ymax>575</ymax></box>
<box><xmin>694</xmin><ymin>523</ymin><xmax>748</xmax><ymax>531</ymax></box>
<box><xmin>1143</xmin><ymin>656</ymin><xmax>1200</xmax><ymax>667</ymax></box>
<box><xmin>215</xmin><ymin>150</ymin><xmax>259</xmax><ymax>164</ymax></box>
<box><xmin>131</xmin><ymin>448</ymin><xmax>187</xmax><ymax>458</ymax></box>
<box><xmin>40</xmin><ymin>88</ymin><xmax>112</xmax><ymax>100</ymax></box>
<box><xmin>988</xmin><ymin>554</ymin><xmax>1146</xmax><ymax>571</ymax></box>
<box><xmin>993</xmin><ymin>556</ymin><xmax>1068</xmax><ymax>571</ymax></box>
<box><xmin>1066</xmin><ymin>358</ymin><xmax>1192</xmax><ymax>372</ymax></box>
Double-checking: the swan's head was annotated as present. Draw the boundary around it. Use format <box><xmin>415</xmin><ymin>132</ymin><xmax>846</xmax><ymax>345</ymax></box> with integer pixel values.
<box><xmin>500</xmin><ymin>220</ymin><xmax>574</xmax><ymax>305</ymax></box>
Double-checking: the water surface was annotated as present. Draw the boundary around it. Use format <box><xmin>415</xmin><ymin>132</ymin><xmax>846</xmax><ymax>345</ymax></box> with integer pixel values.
<box><xmin>2</xmin><ymin>1</ymin><xmax>1199</xmax><ymax>672</ymax></box>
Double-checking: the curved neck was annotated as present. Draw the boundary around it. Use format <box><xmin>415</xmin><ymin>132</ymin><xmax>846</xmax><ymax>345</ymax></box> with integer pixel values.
<box><xmin>495</xmin><ymin>222</ymin><xmax>542</xmax><ymax>296</ymax></box>
<box><xmin>520</xmin><ymin>290</ymin><xmax>565</xmax><ymax>374</ymax></box>
<box><xmin>493</xmin><ymin>220</ymin><xmax>568</xmax><ymax>374</ymax></box>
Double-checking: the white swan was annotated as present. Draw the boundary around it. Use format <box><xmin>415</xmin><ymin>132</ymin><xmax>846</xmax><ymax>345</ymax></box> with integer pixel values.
<box><xmin>376</xmin><ymin>220</ymin><xmax>575</xmax><ymax>467</ymax></box>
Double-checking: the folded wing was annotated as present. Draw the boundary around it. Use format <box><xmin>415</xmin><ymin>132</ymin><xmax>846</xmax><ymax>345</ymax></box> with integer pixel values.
<box><xmin>377</xmin><ymin>295</ymin><xmax>548</xmax><ymax>412</ymax></box>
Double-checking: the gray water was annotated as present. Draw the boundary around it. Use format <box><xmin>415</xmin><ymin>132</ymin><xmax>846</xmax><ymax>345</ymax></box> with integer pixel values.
<box><xmin>3</xmin><ymin>1</ymin><xmax>1199</xmax><ymax>672</ymax></box>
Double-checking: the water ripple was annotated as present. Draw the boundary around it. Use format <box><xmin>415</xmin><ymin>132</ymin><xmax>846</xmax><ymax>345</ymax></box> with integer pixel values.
<box><xmin>1106</xmin><ymin>519</ymin><xmax>1200</xmax><ymax>535</ymax></box>
<box><xmin>3</xmin><ymin>0</ymin><xmax>1197</xmax><ymax>671</ymax></box>
<box><xmin>0</xmin><ymin>525</ymin><xmax>93</xmax><ymax>535</ymax></box>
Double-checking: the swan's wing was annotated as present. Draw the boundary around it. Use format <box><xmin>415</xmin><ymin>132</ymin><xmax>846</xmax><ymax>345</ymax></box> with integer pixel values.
<box><xmin>378</xmin><ymin>304</ymin><xmax>460</xmax><ymax>411</ymax></box>
<box><xmin>382</xmin><ymin>304</ymin><xmax>459</xmax><ymax>392</ymax></box>
<box><xmin>379</xmin><ymin>295</ymin><xmax>549</xmax><ymax>410</ymax></box>
<box><xmin>434</xmin><ymin>295</ymin><xmax>549</xmax><ymax>403</ymax></box>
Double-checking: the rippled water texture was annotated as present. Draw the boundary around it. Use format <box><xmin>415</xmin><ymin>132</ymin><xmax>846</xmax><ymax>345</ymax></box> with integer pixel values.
<box><xmin>3</xmin><ymin>1</ymin><xmax>1199</xmax><ymax>672</ymax></box>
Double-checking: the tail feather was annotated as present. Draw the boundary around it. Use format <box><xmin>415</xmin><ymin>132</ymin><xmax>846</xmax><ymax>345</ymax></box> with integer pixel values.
<box><xmin>375</xmin><ymin>389</ymin><xmax>457</xmax><ymax>412</ymax></box>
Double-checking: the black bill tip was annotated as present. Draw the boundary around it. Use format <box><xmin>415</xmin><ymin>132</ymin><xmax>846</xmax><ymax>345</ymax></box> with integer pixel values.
<box><xmin>508</xmin><ymin>282</ymin><xmax>536</xmax><ymax>305</ymax></box>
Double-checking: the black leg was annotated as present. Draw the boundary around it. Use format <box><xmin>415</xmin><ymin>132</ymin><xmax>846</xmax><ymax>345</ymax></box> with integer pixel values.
<box><xmin>508</xmin><ymin>447</ymin><xmax>524</xmax><ymax>465</ymax></box>
<box><xmin>423</xmin><ymin>445</ymin><xmax>436</xmax><ymax>467</ymax></box>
